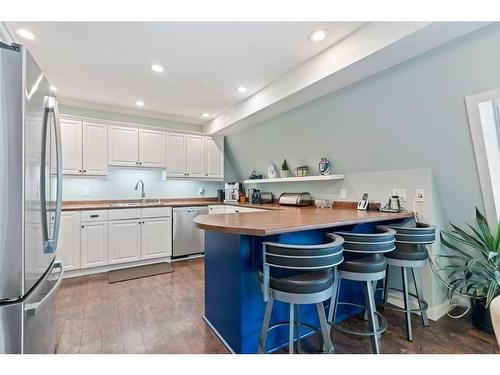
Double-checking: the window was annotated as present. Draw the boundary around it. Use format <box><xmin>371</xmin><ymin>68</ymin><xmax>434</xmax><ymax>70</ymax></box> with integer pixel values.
<box><xmin>465</xmin><ymin>89</ymin><xmax>500</xmax><ymax>227</ymax></box>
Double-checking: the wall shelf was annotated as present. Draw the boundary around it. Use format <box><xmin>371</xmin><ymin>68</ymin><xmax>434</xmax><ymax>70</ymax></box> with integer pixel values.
<box><xmin>243</xmin><ymin>174</ymin><xmax>344</xmax><ymax>184</ymax></box>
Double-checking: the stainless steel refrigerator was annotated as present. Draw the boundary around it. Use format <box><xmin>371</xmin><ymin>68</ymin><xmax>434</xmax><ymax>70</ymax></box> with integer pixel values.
<box><xmin>0</xmin><ymin>42</ymin><xmax>64</xmax><ymax>354</ymax></box>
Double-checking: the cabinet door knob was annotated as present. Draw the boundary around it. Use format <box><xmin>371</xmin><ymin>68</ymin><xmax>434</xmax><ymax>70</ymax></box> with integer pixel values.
<box><xmin>83</xmin><ymin>170</ymin><xmax>87</xmax><ymax>173</ymax></box>
<box><xmin>81</xmin><ymin>225</ymin><xmax>84</xmax><ymax>228</ymax></box>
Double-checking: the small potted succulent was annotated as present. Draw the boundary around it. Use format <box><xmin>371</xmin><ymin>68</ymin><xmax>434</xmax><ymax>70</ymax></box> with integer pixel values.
<box><xmin>280</xmin><ymin>159</ymin><xmax>290</xmax><ymax>178</ymax></box>
<box><xmin>439</xmin><ymin>208</ymin><xmax>500</xmax><ymax>333</ymax></box>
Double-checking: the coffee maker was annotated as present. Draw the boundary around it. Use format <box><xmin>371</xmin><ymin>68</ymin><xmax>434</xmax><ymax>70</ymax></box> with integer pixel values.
<box><xmin>224</xmin><ymin>182</ymin><xmax>240</xmax><ymax>202</ymax></box>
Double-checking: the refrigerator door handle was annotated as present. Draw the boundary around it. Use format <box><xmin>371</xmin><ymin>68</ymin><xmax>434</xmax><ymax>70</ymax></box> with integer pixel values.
<box><xmin>25</xmin><ymin>261</ymin><xmax>64</xmax><ymax>317</ymax></box>
<box><xmin>40</xmin><ymin>96</ymin><xmax>63</xmax><ymax>254</ymax></box>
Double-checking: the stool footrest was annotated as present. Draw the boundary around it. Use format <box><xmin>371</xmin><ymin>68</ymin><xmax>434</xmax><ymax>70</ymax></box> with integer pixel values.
<box><xmin>258</xmin><ymin>320</ymin><xmax>319</xmax><ymax>354</ymax></box>
<box><xmin>383</xmin><ymin>287</ymin><xmax>429</xmax><ymax>313</ymax></box>
<box><xmin>329</xmin><ymin>302</ymin><xmax>388</xmax><ymax>337</ymax></box>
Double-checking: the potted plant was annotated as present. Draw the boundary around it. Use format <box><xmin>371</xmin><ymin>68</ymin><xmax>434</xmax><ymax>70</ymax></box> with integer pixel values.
<box><xmin>280</xmin><ymin>159</ymin><xmax>290</xmax><ymax>178</ymax></box>
<box><xmin>439</xmin><ymin>208</ymin><xmax>500</xmax><ymax>333</ymax></box>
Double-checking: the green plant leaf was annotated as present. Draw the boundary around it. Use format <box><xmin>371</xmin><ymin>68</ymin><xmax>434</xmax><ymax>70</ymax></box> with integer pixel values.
<box><xmin>476</xmin><ymin>208</ymin><xmax>494</xmax><ymax>246</ymax></box>
<box><xmin>450</xmin><ymin>223</ymin><xmax>490</xmax><ymax>255</ymax></box>
<box><xmin>440</xmin><ymin>232</ymin><xmax>474</xmax><ymax>258</ymax></box>
<box><xmin>485</xmin><ymin>281</ymin><xmax>499</xmax><ymax>307</ymax></box>
<box><xmin>496</xmin><ymin>270</ymin><xmax>500</xmax><ymax>288</ymax></box>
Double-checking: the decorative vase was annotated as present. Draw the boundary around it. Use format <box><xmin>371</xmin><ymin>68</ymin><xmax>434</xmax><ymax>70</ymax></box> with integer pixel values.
<box><xmin>280</xmin><ymin>170</ymin><xmax>290</xmax><ymax>178</ymax></box>
<box><xmin>471</xmin><ymin>298</ymin><xmax>494</xmax><ymax>334</ymax></box>
<box><xmin>267</xmin><ymin>164</ymin><xmax>277</xmax><ymax>179</ymax></box>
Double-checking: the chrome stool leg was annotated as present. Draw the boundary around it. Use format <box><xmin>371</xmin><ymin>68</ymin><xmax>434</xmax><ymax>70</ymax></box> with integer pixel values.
<box><xmin>295</xmin><ymin>305</ymin><xmax>302</xmax><ymax>353</ymax></box>
<box><xmin>258</xmin><ymin>297</ymin><xmax>274</xmax><ymax>353</ymax></box>
<box><xmin>401</xmin><ymin>267</ymin><xmax>413</xmax><ymax>341</ymax></box>
<box><xmin>383</xmin><ymin>265</ymin><xmax>390</xmax><ymax>306</ymax></box>
<box><xmin>411</xmin><ymin>268</ymin><xmax>430</xmax><ymax>327</ymax></box>
<box><xmin>289</xmin><ymin>303</ymin><xmax>295</xmax><ymax>354</ymax></box>
<box><xmin>317</xmin><ymin>302</ymin><xmax>334</xmax><ymax>353</ymax></box>
<box><xmin>328</xmin><ymin>275</ymin><xmax>342</xmax><ymax>333</ymax></box>
<box><xmin>364</xmin><ymin>280</ymin><xmax>381</xmax><ymax>354</ymax></box>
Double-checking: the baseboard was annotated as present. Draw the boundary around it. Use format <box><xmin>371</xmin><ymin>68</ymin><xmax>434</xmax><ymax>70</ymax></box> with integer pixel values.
<box><xmin>63</xmin><ymin>256</ymin><xmax>172</xmax><ymax>278</ymax></box>
<box><xmin>203</xmin><ymin>316</ymin><xmax>236</xmax><ymax>354</ymax></box>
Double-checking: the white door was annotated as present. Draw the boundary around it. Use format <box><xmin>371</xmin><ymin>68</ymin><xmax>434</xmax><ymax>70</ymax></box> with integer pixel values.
<box><xmin>108</xmin><ymin>219</ymin><xmax>141</xmax><ymax>264</ymax></box>
<box><xmin>139</xmin><ymin>129</ymin><xmax>166</xmax><ymax>168</ymax></box>
<box><xmin>81</xmin><ymin>221</ymin><xmax>108</xmax><ymax>268</ymax></box>
<box><xmin>60</xmin><ymin>119</ymin><xmax>83</xmax><ymax>175</ymax></box>
<box><xmin>141</xmin><ymin>217</ymin><xmax>172</xmax><ymax>259</ymax></box>
<box><xmin>186</xmin><ymin>135</ymin><xmax>205</xmax><ymax>177</ymax></box>
<box><xmin>204</xmin><ymin>137</ymin><xmax>224</xmax><ymax>179</ymax></box>
<box><xmin>83</xmin><ymin>121</ymin><xmax>108</xmax><ymax>175</ymax></box>
<box><xmin>56</xmin><ymin>211</ymin><xmax>81</xmax><ymax>271</ymax></box>
<box><xmin>166</xmin><ymin>133</ymin><xmax>186</xmax><ymax>177</ymax></box>
<box><xmin>108</xmin><ymin>125</ymin><xmax>139</xmax><ymax>166</ymax></box>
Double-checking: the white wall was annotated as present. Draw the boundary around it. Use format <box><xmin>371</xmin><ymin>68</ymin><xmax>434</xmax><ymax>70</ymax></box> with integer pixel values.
<box><xmin>63</xmin><ymin>168</ymin><xmax>222</xmax><ymax>200</ymax></box>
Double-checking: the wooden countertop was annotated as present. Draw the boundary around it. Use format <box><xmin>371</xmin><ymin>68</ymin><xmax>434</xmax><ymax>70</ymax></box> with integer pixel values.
<box><xmin>194</xmin><ymin>202</ymin><xmax>414</xmax><ymax>236</ymax></box>
<box><xmin>62</xmin><ymin>198</ymin><xmax>221</xmax><ymax>211</ymax></box>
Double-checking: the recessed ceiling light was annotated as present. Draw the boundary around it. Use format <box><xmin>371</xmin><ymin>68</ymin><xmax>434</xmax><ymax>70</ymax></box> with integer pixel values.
<box><xmin>201</xmin><ymin>113</ymin><xmax>210</xmax><ymax>118</ymax></box>
<box><xmin>308</xmin><ymin>30</ymin><xmax>327</xmax><ymax>42</ymax></box>
<box><xmin>16</xmin><ymin>28</ymin><xmax>35</xmax><ymax>40</ymax></box>
<box><xmin>237</xmin><ymin>86</ymin><xmax>248</xmax><ymax>93</ymax></box>
<box><xmin>50</xmin><ymin>86</ymin><xmax>57</xmax><ymax>92</ymax></box>
<box><xmin>135</xmin><ymin>100</ymin><xmax>145</xmax><ymax>107</ymax></box>
<box><xmin>151</xmin><ymin>64</ymin><xmax>164</xmax><ymax>73</ymax></box>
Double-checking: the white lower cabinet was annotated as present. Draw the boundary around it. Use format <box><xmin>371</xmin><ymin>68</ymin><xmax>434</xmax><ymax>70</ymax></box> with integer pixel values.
<box><xmin>81</xmin><ymin>221</ymin><xmax>108</xmax><ymax>268</ymax></box>
<box><xmin>57</xmin><ymin>211</ymin><xmax>81</xmax><ymax>271</ymax></box>
<box><xmin>141</xmin><ymin>217</ymin><xmax>172</xmax><ymax>259</ymax></box>
<box><xmin>108</xmin><ymin>219</ymin><xmax>142</xmax><ymax>264</ymax></box>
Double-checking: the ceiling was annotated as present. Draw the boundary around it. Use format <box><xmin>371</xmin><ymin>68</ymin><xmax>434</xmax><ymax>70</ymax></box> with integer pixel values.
<box><xmin>7</xmin><ymin>22</ymin><xmax>365</xmax><ymax>124</ymax></box>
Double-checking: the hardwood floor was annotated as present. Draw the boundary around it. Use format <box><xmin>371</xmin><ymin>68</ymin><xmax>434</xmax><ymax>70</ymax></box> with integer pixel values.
<box><xmin>54</xmin><ymin>258</ymin><xmax>499</xmax><ymax>354</ymax></box>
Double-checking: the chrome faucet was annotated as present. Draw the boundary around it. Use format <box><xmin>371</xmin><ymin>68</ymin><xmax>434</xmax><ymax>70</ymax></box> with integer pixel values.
<box><xmin>134</xmin><ymin>179</ymin><xmax>146</xmax><ymax>203</ymax></box>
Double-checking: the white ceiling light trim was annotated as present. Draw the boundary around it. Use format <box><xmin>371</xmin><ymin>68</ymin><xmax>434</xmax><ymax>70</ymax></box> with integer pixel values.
<box><xmin>16</xmin><ymin>28</ymin><xmax>35</xmax><ymax>40</ymax></box>
<box><xmin>135</xmin><ymin>100</ymin><xmax>145</xmax><ymax>107</ymax></box>
<box><xmin>151</xmin><ymin>64</ymin><xmax>164</xmax><ymax>73</ymax></box>
<box><xmin>201</xmin><ymin>113</ymin><xmax>210</xmax><ymax>118</ymax></box>
<box><xmin>308</xmin><ymin>30</ymin><xmax>327</xmax><ymax>42</ymax></box>
<box><xmin>237</xmin><ymin>86</ymin><xmax>248</xmax><ymax>93</ymax></box>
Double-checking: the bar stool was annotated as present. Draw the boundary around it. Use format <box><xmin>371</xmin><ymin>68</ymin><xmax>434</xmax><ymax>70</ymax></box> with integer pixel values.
<box><xmin>258</xmin><ymin>234</ymin><xmax>344</xmax><ymax>354</ymax></box>
<box><xmin>327</xmin><ymin>227</ymin><xmax>396</xmax><ymax>354</ymax></box>
<box><xmin>382</xmin><ymin>222</ymin><xmax>436</xmax><ymax>341</ymax></box>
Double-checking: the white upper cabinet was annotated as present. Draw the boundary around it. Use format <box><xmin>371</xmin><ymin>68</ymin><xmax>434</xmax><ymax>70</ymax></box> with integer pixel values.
<box><xmin>166</xmin><ymin>133</ymin><xmax>187</xmax><ymax>177</ymax></box>
<box><xmin>60</xmin><ymin>119</ymin><xmax>107</xmax><ymax>176</ymax></box>
<box><xmin>186</xmin><ymin>135</ymin><xmax>205</xmax><ymax>177</ymax></box>
<box><xmin>204</xmin><ymin>137</ymin><xmax>224</xmax><ymax>179</ymax></box>
<box><xmin>82</xmin><ymin>121</ymin><xmax>107</xmax><ymax>175</ymax></box>
<box><xmin>108</xmin><ymin>125</ymin><xmax>139</xmax><ymax>166</ymax></box>
<box><xmin>60</xmin><ymin>119</ymin><xmax>83</xmax><ymax>175</ymax></box>
<box><xmin>139</xmin><ymin>129</ymin><xmax>166</xmax><ymax>168</ymax></box>
<box><xmin>108</xmin><ymin>125</ymin><xmax>166</xmax><ymax>168</ymax></box>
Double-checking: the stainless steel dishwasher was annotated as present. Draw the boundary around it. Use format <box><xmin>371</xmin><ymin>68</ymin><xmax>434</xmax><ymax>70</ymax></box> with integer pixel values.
<box><xmin>172</xmin><ymin>206</ymin><xmax>208</xmax><ymax>258</ymax></box>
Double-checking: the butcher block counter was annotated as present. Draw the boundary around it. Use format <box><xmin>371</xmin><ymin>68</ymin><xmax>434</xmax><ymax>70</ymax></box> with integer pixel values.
<box><xmin>194</xmin><ymin>202</ymin><xmax>413</xmax><ymax>236</ymax></box>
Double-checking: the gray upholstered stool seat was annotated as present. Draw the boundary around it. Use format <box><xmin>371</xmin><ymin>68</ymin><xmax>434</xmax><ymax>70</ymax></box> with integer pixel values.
<box><xmin>382</xmin><ymin>222</ymin><xmax>436</xmax><ymax>342</ymax></box>
<box><xmin>327</xmin><ymin>226</ymin><xmax>396</xmax><ymax>354</ymax></box>
<box><xmin>339</xmin><ymin>254</ymin><xmax>386</xmax><ymax>274</ymax></box>
<box><xmin>258</xmin><ymin>234</ymin><xmax>344</xmax><ymax>354</ymax></box>
<box><xmin>259</xmin><ymin>269</ymin><xmax>334</xmax><ymax>294</ymax></box>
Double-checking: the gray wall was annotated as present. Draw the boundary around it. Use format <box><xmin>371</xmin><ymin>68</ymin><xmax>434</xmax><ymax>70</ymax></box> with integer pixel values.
<box><xmin>225</xmin><ymin>23</ymin><xmax>500</xmax><ymax>227</ymax></box>
<box><xmin>59</xmin><ymin>103</ymin><xmax>203</xmax><ymax>133</ymax></box>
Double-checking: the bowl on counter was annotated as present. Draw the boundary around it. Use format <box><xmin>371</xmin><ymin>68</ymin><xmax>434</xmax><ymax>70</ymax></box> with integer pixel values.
<box><xmin>314</xmin><ymin>199</ymin><xmax>334</xmax><ymax>208</ymax></box>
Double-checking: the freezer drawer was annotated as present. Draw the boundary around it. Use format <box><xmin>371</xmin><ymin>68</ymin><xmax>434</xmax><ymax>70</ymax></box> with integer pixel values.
<box><xmin>0</xmin><ymin>260</ymin><xmax>64</xmax><ymax>353</ymax></box>
<box><xmin>172</xmin><ymin>206</ymin><xmax>208</xmax><ymax>258</ymax></box>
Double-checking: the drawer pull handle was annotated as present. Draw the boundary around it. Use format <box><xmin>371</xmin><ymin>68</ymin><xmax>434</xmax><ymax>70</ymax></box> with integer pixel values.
<box><xmin>90</xmin><ymin>214</ymin><xmax>99</xmax><ymax>218</ymax></box>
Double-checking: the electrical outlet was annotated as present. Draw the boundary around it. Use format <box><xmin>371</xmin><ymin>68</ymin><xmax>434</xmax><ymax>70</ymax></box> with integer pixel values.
<box><xmin>392</xmin><ymin>188</ymin><xmax>407</xmax><ymax>201</ymax></box>
<box><xmin>415</xmin><ymin>189</ymin><xmax>425</xmax><ymax>202</ymax></box>
<box><xmin>198</xmin><ymin>187</ymin><xmax>205</xmax><ymax>196</ymax></box>
<box><xmin>82</xmin><ymin>187</ymin><xmax>90</xmax><ymax>198</ymax></box>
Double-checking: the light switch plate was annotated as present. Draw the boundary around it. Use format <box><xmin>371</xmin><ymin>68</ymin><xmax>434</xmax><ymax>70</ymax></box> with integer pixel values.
<box><xmin>340</xmin><ymin>189</ymin><xmax>347</xmax><ymax>200</ymax></box>
<box><xmin>415</xmin><ymin>189</ymin><xmax>425</xmax><ymax>202</ymax></box>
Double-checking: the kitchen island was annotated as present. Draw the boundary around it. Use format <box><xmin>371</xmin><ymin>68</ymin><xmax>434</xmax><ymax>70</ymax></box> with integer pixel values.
<box><xmin>194</xmin><ymin>202</ymin><xmax>413</xmax><ymax>353</ymax></box>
